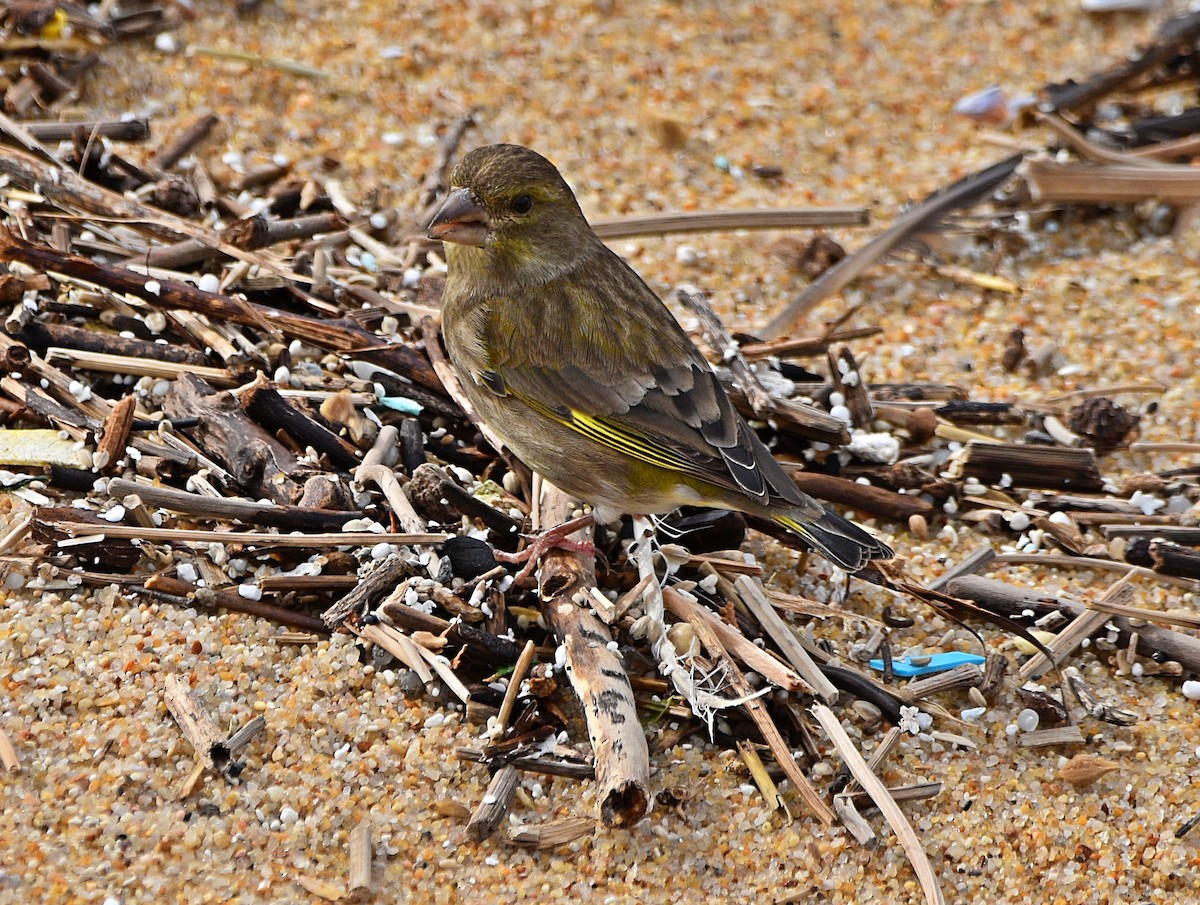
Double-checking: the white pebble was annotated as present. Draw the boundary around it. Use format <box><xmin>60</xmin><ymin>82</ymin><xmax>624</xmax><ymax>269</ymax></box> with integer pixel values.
<box><xmin>960</xmin><ymin>706</ymin><xmax>987</xmax><ymax>721</ymax></box>
<box><xmin>101</xmin><ymin>505</ymin><xmax>126</xmax><ymax>523</ymax></box>
<box><xmin>829</xmin><ymin>404</ymin><xmax>852</xmax><ymax>425</ymax></box>
<box><xmin>154</xmin><ymin>32</ymin><xmax>179</xmax><ymax>53</ymax></box>
<box><xmin>198</xmin><ymin>273</ymin><xmax>221</xmax><ymax>294</ymax></box>
<box><xmin>675</xmin><ymin>244</ymin><xmax>704</xmax><ymax>266</ymax></box>
<box><xmin>144</xmin><ymin>280</ymin><xmax>162</xmax><ymax>296</ymax></box>
<box><xmin>1016</xmin><ymin>708</ymin><xmax>1040</xmax><ymax>732</ymax></box>
<box><xmin>1182</xmin><ymin>680</ymin><xmax>1200</xmax><ymax>701</ymax></box>
<box><xmin>370</xmin><ymin>542</ymin><xmax>396</xmax><ymax>560</ymax></box>
<box><xmin>279</xmin><ymin>806</ymin><xmax>299</xmax><ymax>825</ymax></box>
<box><xmin>1005</xmin><ymin>511</ymin><xmax>1031</xmax><ymax>532</ymax></box>
<box><xmin>176</xmin><ymin>562</ymin><xmax>197</xmax><ymax>583</ymax></box>
<box><xmin>237</xmin><ymin>584</ymin><xmax>262</xmax><ymax>601</ymax></box>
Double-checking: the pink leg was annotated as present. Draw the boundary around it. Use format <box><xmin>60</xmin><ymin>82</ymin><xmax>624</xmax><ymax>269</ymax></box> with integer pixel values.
<box><xmin>495</xmin><ymin>514</ymin><xmax>597</xmax><ymax>581</ymax></box>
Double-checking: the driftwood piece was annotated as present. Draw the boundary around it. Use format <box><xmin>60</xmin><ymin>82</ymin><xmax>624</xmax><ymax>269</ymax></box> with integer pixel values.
<box><xmin>537</xmin><ymin>482</ymin><xmax>649</xmax><ymax>828</ymax></box>
<box><xmin>164</xmin><ymin>673</ymin><xmax>230</xmax><ymax>774</ymax></box>
<box><xmin>19</xmin><ymin>322</ymin><xmax>209</xmax><ymax>365</ymax></box>
<box><xmin>241</xmin><ymin>373</ymin><xmax>360</xmax><ymax>470</ymax></box>
<box><xmin>164</xmin><ymin>373</ymin><xmax>304</xmax><ymax>504</ymax></box>
<box><xmin>1124</xmin><ymin>538</ymin><xmax>1200</xmax><ymax>580</ymax></box>
<box><xmin>788</xmin><ymin>470</ymin><xmax>934</xmax><ymax>522</ymax></box>
<box><xmin>323</xmin><ymin>553</ymin><xmax>417</xmax><ymax>629</ymax></box>
<box><xmin>95</xmin><ymin>396</ymin><xmax>137</xmax><ymax>474</ymax></box>
<box><xmin>947</xmin><ymin>573</ymin><xmax>1200</xmax><ymax>674</ymax></box>
<box><xmin>144</xmin><ymin>574</ymin><xmax>329</xmax><ymax>633</ymax></box>
<box><xmin>949</xmin><ymin>442</ymin><xmax>1103</xmax><ymax>492</ymax></box>
<box><xmin>106</xmin><ymin>477</ymin><xmax>356</xmax><ymax>531</ymax></box>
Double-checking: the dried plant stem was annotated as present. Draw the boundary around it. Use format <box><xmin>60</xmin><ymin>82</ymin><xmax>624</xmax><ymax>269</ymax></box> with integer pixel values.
<box><xmin>590</xmin><ymin>206</ymin><xmax>868</xmax><ymax>240</ymax></box>
<box><xmin>1018</xmin><ymin>573</ymin><xmax>1135</xmax><ymax>681</ymax></box>
<box><xmin>47</xmin><ymin>520</ymin><xmax>448</xmax><ymax>548</ymax></box>
<box><xmin>733</xmin><ymin>575</ymin><xmax>837</xmax><ymax>702</ymax></box>
<box><xmin>163</xmin><ymin>673</ymin><xmax>229</xmax><ymax>775</ymax></box>
<box><xmin>685</xmin><ymin>608</ymin><xmax>834</xmax><ymax>825</ymax></box>
<box><xmin>812</xmin><ymin>703</ymin><xmax>945</xmax><ymax>905</ymax></box>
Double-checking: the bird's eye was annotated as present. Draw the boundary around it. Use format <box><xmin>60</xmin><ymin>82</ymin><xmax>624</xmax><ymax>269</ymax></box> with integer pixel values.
<box><xmin>512</xmin><ymin>194</ymin><xmax>534</xmax><ymax>214</ymax></box>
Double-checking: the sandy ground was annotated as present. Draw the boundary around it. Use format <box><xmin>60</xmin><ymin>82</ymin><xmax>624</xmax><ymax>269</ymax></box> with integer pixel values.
<box><xmin>3</xmin><ymin>1</ymin><xmax>1200</xmax><ymax>903</ymax></box>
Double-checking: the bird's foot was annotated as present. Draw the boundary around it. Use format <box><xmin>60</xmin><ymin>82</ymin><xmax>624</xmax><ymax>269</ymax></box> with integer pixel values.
<box><xmin>496</xmin><ymin>514</ymin><xmax>597</xmax><ymax>582</ymax></box>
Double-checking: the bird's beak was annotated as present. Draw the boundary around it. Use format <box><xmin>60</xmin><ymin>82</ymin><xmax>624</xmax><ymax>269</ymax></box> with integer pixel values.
<box><xmin>427</xmin><ymin>188</ymin><xmax>489</xmax><ymax>248</ymax></box>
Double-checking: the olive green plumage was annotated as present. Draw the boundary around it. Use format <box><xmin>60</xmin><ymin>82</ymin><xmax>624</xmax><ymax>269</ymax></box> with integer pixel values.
<box><xmin>429</xmin><ymin>143</ymin><xmax>891</xmax><ymax>571</ymax></box>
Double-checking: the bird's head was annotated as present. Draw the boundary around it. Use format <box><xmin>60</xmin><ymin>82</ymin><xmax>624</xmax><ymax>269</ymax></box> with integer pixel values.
<box><xmin>428</xmin><ymin>144</ymin><xmax>592</xmax><ymax>283</ymax></box>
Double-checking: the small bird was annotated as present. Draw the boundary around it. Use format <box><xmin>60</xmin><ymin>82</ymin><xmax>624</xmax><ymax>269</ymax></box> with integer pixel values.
<box><xmin>428</xmin><ymin>144</ymin><xmax>891</xmax><ymax>571</ymax></box>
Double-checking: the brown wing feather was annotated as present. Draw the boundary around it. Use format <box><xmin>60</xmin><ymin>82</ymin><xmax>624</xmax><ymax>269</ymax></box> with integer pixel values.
<box><xmin>481</xmin><ymin>241</ymin><xmax>809</xmax><ymax>508</ymax></box>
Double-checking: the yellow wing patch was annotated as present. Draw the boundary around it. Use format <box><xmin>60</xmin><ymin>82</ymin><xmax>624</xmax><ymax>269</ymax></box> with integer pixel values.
<box><xmin>510</xmin><ymin>387</ymin><xmax>704</xmax><ymax>478</ymax></box>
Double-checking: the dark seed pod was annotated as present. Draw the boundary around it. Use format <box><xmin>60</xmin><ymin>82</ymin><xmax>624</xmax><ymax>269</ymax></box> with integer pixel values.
<box><xmin>442</xmin><ymin>535</ymin><xmax>499</xmax><ymax>580</ymax></box>
<box><xmin>1067</xmin><ymin>396</ymin><xmax>1138</xmax><ymax>452</ymax></box>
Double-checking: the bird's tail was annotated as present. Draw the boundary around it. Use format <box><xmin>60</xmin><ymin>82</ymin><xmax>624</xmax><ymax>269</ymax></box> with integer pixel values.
<box><xmin>773</xmin><ymin>508</ymin><xmax>892</xmax><ymax>572</ymax></box>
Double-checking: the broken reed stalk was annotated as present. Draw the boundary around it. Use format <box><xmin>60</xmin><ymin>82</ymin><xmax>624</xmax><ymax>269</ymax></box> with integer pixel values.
<box><xmin>661</xmin><ymin>588</ymin><xmax>815</xmax><ymax>693</ymax></box>
<box><xmin>0</xmin><ymin>728</ymin><xmax>20</xmax><ymax>773</ymax></box>
<box><xmin>143</xmin><ymin>573</ymin><xmax>329</xmax><ymax>634</ymax></box>
<box><xmin>761</xmin><ymin>154</ymin><xmax>1024</xmax><ymax>338</ymax></box>
<box><xmin>105</xmin><ymin>477</ymin><xmax>358</xmax><ymax>531</ymax></box>
<box><xmin>348</xmin><ymin>819</ymin><xmax>372</xmax><ymax>894</ymax></box>
<box><xmin>811</xmin><ymin>703</ymin><xmax>945</xmax><ymax>905</ymax></box>
<box><xmin>949</xmin><ymin>442</ymin><xmax>1103</xmax><ymax>491</ymax></box>
<box><xmin>535</xmin><ymin>481</ymin><xmax>649</xmax><ymax>828</ymax></box>
<box><xmin>1023</xmin><ymin>158</ymin><xmax>1200</xmax><ymax>206</ymax></box>
<box><xmin>788</xmin><ymin>470</ymin><xmax>935</xmax><ymax>522</ymax></box>
<box><xmin>467</xmin><ymin>765</ymin><xmax>520</xmax><ymax>842</ymax></box>
<box><xmin>732</xmin><ymin>574</ymin><xmax>838</xmax><ymax>702</ymax></box>
<box><xmin>163</xmin><ymin>673</ymin><xmax>230</xmax><ymax>775</ymax></box>
<box><xmin>46</xmin><ymin>519</ymin><xmax>448</xmax><ymax>548</ymax></box>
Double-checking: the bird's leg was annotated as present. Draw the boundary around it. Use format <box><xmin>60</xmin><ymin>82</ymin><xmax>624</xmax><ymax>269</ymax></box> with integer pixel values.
<box><xmin>495</xmin><ymin>513</ymin><xmax>598</xmax><ymax>581</ymax></box>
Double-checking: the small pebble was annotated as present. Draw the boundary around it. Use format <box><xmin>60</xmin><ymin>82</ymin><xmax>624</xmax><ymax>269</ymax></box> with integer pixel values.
<box><xmin>1016</xmin><ymin>709</ymin><xmax>1040</xmax><ymax>732</ymax></box>
<box><xmin>1182</xmin><ymin>680</ymin><xmax>1200</xmax><ymax>701</ymax></box>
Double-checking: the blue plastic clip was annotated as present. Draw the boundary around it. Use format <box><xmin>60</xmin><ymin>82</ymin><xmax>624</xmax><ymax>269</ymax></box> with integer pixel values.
<box><xmin>868</xmin><ymin>651</ymin><xmax>986</xmax><ymax>678</ymax></box>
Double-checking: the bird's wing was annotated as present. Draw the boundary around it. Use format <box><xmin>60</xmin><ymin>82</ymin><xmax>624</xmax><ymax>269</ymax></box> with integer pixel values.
<box><xmin>474</xmin><ymin>245</ymin><xmax>808</xmax><ymax>508</ymax></box>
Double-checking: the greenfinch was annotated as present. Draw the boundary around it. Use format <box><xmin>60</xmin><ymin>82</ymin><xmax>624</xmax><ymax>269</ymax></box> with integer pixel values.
<box><xmin>429</xmin><ymin>144</ymin><xmax>891</xmax><ymax>571</ymax></box>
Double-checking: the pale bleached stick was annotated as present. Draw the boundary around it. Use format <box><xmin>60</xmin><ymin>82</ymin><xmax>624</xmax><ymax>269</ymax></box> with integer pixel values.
<box><xmin>1018</xmin><ymin>572</ymin><xmax>1135</xmax><ymax>681</ymax></box>
<box><xmin>734</xmin><ymin>574</ymin><xmax>838</xmax><ymax>702</ymax></box>
<box><xmin>164</xmin><ymin>673</ymin><xmax>228</xmax><ymax>774</ymax></box>
<box><xmin>662</xmin><ymin>587</ymin><xmax>815</xmax><ymax>694</ymax></box>
<box><xmin>537</xmin><ymin>481</ymin><xmax>650</xmax><ymax>828</ymax></box>
<box><xmin>0</xmin><ymin>727</ymin><xmax>19</xmax><ymax>773</ymax></box>
<box><xmin>348</xmin><ymin>819</ymin><xmax>372</xmax><ymax>894</ymax></box>
<box><xmin>812</xmin><ymin>703</ymin><xmax>945</xmax><ymax>905</ymax></box>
